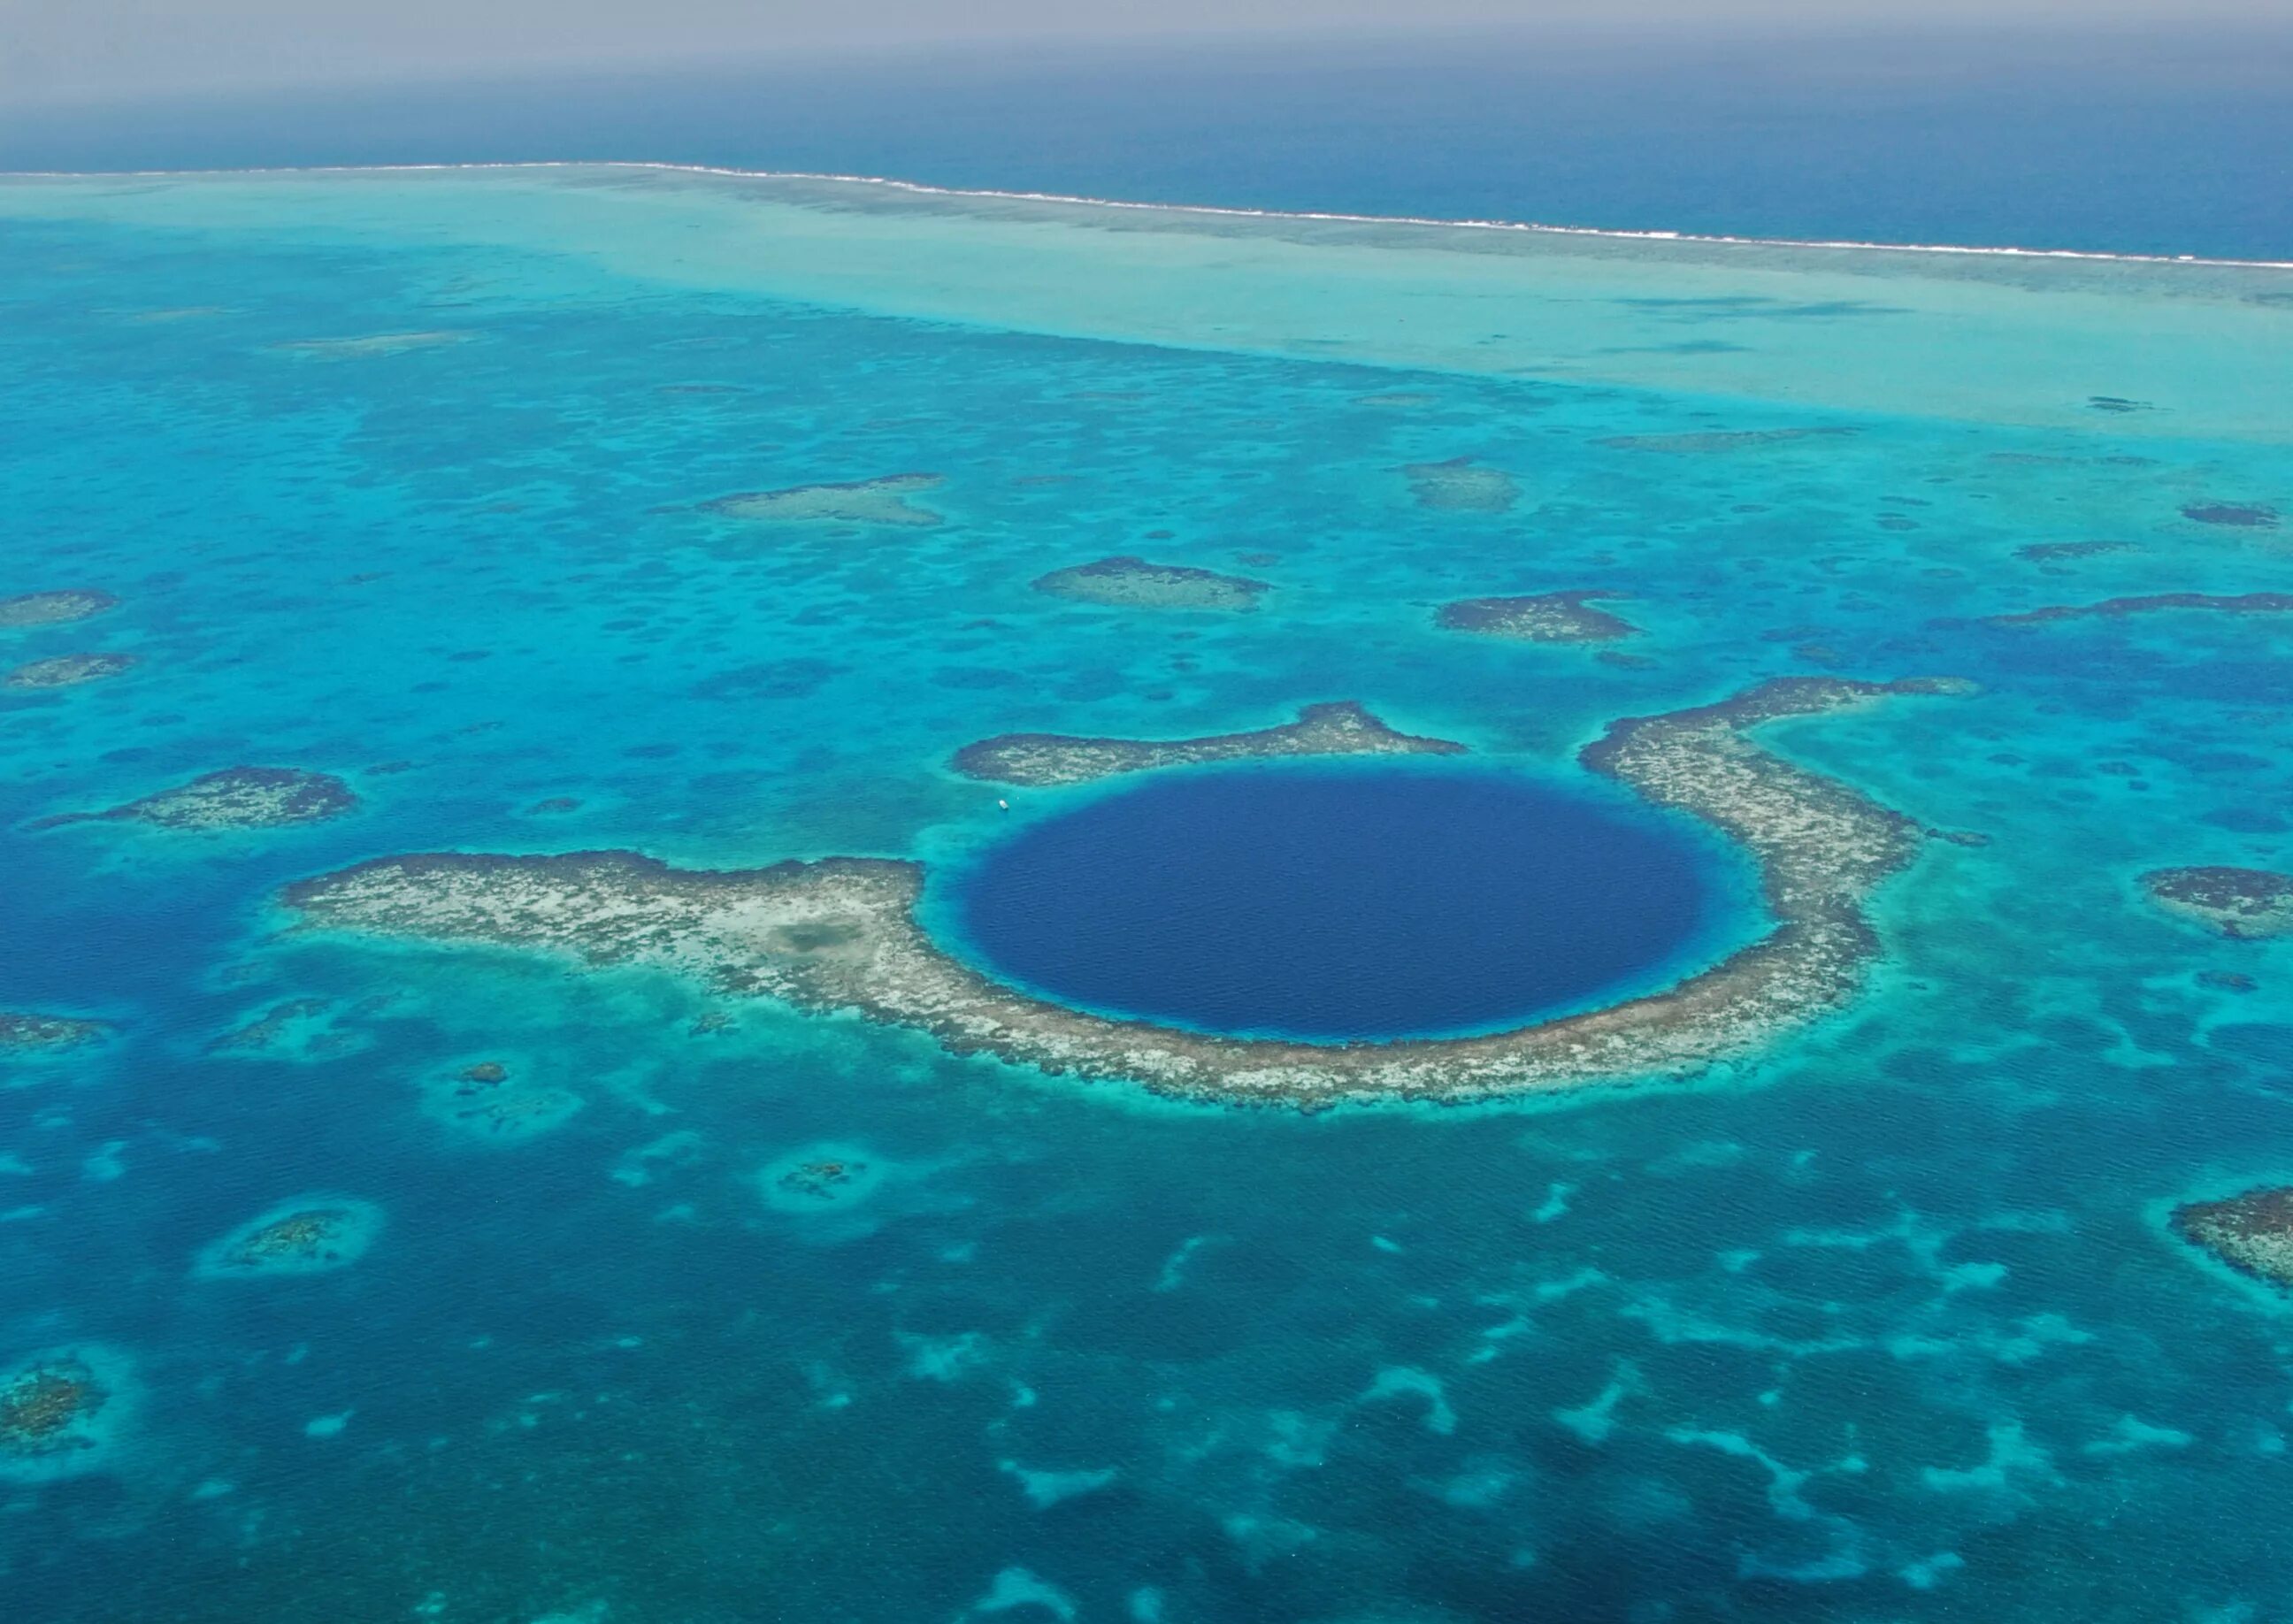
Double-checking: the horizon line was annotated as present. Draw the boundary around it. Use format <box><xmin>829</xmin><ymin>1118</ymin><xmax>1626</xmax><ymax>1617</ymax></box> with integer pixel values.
<box><xmin>4</xmin><ymin>158</ymin><xmax>2290</xmax><ymax>272</ymax></box>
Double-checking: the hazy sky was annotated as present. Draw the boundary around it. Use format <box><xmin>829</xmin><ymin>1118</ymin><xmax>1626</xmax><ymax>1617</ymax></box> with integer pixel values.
<box><xmin>4</xmin><ymin>0</ymin><xmax>2273</xmax><ymax>106</ymax></box>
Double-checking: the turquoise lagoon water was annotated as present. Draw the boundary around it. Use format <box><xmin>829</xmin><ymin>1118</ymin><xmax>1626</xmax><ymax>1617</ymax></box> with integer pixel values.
<box><xmin>0</xmin><ymin>167</ymin><xmax>2291</xmax><ymax>1620</ymax></box>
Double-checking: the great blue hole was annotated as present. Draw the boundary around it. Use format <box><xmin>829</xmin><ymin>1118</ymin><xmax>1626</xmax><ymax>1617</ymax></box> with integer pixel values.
<box><xmin>942</xmin><ymin>763</ymin><xmax>1748</xmax><ymax>1043</ymax></box>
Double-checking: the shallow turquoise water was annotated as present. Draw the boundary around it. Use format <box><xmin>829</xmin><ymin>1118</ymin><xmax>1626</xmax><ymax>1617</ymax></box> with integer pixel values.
<box><xmin>3</xmin><ymin>169</ymin><xmax>2293</xmax><ymax>1621</ymax></box>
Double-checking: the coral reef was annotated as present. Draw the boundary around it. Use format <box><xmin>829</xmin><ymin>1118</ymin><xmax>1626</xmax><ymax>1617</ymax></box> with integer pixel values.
<box><xmin>1597</xmin><ymin>427</ymin><xmax>1852</xmax><ymax>453</ymax></box>
<box><xmin>2173</xmin><ymin>1186</ymin><xmax>2293</xmax><ymax>1289</ymax></box>
<box><xmin>0</xmin><ymin>1012</ymin><xmax>109</xmax><ymax>1051</ymax></box>
<box><xmin>4</xmin><ymin>653</ymin><xmax>134</xmax><ymax>689</ymax></box>
<box><xmin>0</xmin><ymin>1349</ymin><xmax>122</xmax><ymax>1478</ymax></box>
<box><xmin>2142</xmin><ymin>867</ymin><xmax>2293</xmax><ymax>939</ymax></box>
<box><xmin>0</xmin><ymin>590</ymin><xmax>116</xmax><ymax>630</ymax></box>
<box><xmin>950</xmin><ymin>701</ymin><xmax>1465</xmax><ymax>788</ymax></box>
<box><xmin>422</xmin><ymin>1060</ymin><xmax>582</xmax><ymax>1144</ymax></box>
<box><xmin>198</xmin><ymin>1199</ymin><xmax>384</xmax><ymax>1277</ymax></box>
<box><xmin>2181</xmin><ymin>503</ymin><xmax>2279</xmax><ymax>528</ymax></box>
<box><xmin>1986</xmin><ymin>592</ymin><xmax>2293</xmax><ymax>627</ymax></box>
<box><xmin>2013</xmin><ymin>541</ymin><xmax>2135</xmax><ymax>563</ymax></box>
<box><xmin>36</xmin><ymin>768</ymin><xmax>357</xmax><ymax>831</ymax></box>
<box><xmin>1399</xmin><ymin>457</ymin><xmax>1519</xmax><ymax>513</ymax></box>
<box><xmin>1032</xmin><ymin>556</ymin><xmax>1269</xmax><ymax>611</ymax></box>
<box><xmin>704</xmin><ymin>473</ymin><xmax>944</xmax><ymax>528</ymax></box>
<box><xmin>272</xmin><ymin>331</ymin><xmax>471</xmax><ymax>357</ymax></box>
<box><xmin>284</xmin><ymin>677</ymin><xmax>1967</xmax><ymax>1105</ymax></box>
<box><xmin>1437</xmin><ymin>592</ymin><xmax>1641</xmax><ymax>644</ymax></box>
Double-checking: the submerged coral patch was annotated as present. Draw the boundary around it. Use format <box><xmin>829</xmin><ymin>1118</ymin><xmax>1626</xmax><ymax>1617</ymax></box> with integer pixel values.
<box><xmin>2013</xmin><ymin>541</ymin><xmax>2135</xmax><ymax>563</ymax></box>
<box><xmin>1437</xmin><ymin>592</ymin><xmax>1641</xmax><ymax>644</ymax></box>
<box><xmin>4</xmin><ymin>652</ymin><xmax>135</xmax><ymax>688</ymax></box>
<box><xmin>284</xmin><ymin>678</ymin><xmax>1966</xmax><ymax>1106</ymax></box>
<box><xmin>2181</xmin><ymin>503</ymin><xmax>2278</xmax><ymax>528</ymax></box>
<box><xmin>760</xmin><ymin>1143</ymin><xmax>889</xmax><ymax>1214</ymax></box>
<box><xmin>2142</xmin><ymin>867</ymin><xmax>2293</xmax><ymax>939</ymax></box>
<box><xmin>272</xmin><ymin>331</ymin><xmax>471</xmax><ymax>358</ymax></box>
<box><xmin>2173</xmin><ymin>1186</ymin><xmax>2293</xmax><ymax>1289</ymax></box>
<box><xmin>196</xmin><ymin>1199</ymin><xmax>384</xmax><ymax>1277</ymax></box>
<box><xmin>1031</xmin><ymin>556</ymin><xmax>1269</xmax><ymax>611</ymax></box>
<box><xmin>1985</xmin><ymin>592</ymin><xmax>2293</xmax><ymax>626</ymax></box>
<box><xmin>1597</xmin><ymin>427</ymin><xmax>1852</xmax><ymax>453</ymax></box>
<box><xmin>951</xmin><ymin>701</ymin><xmax>1464</xmax><ymax>788</ymax></box>
<box><xmin>0</xmin><ymin>590</ymin><xmax>116</xmax><ymax>630</ymax></box>
<box><xmin>0</xmin><ymin>1012</ymin><xmax>110</xmax><ymax>1051</ymax></box>
<box><xmin>0</xmin><ymin>1347</ymin><xmax>130</xmax><ymax>1480</ymax></box>
<box><xmin>1399</xmin><ymin>457</ymin><xmax>1519</xmax><ymax>513</ymax></box>
<box><xmin>37</xmin><ymin>767</ymin><xmax>357</xmax><ymax>831</ymax></box>
<box><xmin>704</xmin><ymin>473</ymin><xmax>944</xmax><ymax>528</ymax></box>
<box><xmin>421</xmin><ymin>1059</ymin><xmax>582</xmax><ymax>1144</ymax></box>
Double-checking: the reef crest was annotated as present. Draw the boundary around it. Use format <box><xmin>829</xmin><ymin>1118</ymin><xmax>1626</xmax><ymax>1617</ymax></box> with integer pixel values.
<box><xmin>285</xmin><ymin>677</ymin><xmax>1965</xmax><ymax>1106</ymax></box>
<box><xmin>950</xmin><ymin>701</ymin><xmax>1464</xmax><ymax>788</ymax></box>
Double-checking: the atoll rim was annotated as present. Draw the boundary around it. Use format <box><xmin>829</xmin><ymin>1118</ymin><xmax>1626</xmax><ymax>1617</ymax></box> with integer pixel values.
<box><xmin>283</xmin><ymin>676</ymin><xmax>1969</xmax><ymax>1105</ymax></box>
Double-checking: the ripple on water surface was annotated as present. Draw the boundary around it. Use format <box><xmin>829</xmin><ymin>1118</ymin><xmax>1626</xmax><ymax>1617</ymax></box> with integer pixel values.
<box><xmin>942</xmin><ymin>763</ymin><xmax>1755</xmax><ymax>1043</ymax></box>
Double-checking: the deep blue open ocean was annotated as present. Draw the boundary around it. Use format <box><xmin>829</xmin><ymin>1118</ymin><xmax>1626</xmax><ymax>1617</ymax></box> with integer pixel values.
<box><xmin>4</xmin><ymin>29</ymin><xmax>2293</xmax><ymax>1624</ymax></box>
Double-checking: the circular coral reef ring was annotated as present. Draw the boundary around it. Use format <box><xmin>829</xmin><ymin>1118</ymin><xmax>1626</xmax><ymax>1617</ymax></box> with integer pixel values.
<box><xmin>280</xmin><ymin>677</ymin><xmax>1975</xmax><ymax>1107</ymax></box>
<box><xmin>194</xmin><ymin>1197</ymin><xmax>385</xmax><ymax>1279</ymax></box>
<box><xmin>0</xmin><ymin>1344</ymin><xmax>135</xmax><ymax>1482</ymax></box>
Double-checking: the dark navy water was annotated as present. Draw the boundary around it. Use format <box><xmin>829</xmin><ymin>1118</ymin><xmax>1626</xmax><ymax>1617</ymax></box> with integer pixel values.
<box><xmin>951</xmin><ymin>767</ymin><xmax>1730</xmax><ymax>1041</ymax></box>
<box><xmin>8</xmin><ymin>26</ymin><xmax>2293</xmax><ymax>258</ymax></box>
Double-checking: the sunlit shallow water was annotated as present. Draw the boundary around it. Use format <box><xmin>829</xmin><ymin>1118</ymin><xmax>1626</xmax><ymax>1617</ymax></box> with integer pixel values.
<box><xmin>0</xmin><ymin>166</ymin><xmax>2290</xmax><ymax>1622</ymax></box>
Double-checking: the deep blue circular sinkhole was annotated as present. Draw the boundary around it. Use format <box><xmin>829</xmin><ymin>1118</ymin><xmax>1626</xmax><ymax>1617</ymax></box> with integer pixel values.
<box><xmin>947</xmin><ymin>764</ymin><xmax>1740</xmax><ymax>1043</ymax></box>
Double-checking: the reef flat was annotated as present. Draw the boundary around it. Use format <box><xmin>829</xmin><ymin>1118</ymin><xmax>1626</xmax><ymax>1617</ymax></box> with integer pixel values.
<box><xmin>196</xmin><ymin>1199</ymin><xmax>384</xmax><ymax>1278</ymax></box>
<box><xmin>2173</xmin><ymin>1187</ymin><xmax>2293</xmax><ymax>1289</ymax></box>
<box><xmin>2013</xmin><ymin>540</ymin><xmax>2136</xmax><ymax>564</ymax></box>
<box><xmin>284</xmin><ymin>678</ymin><xmax>1961</xmax><ymax>1105</ymax></box>
<box><xmin>2143</xmin><ymin>867</ymin><xmax>2293</xmax><ymax>939</ymax></box>
<box><xmin>1031</xmin><ymin>556</ymin><xmax>1269</xmax><ymax>611</ymax></box>
<box><xmin>421</xmin><ymin>1059</ymin><xmax>583</xmax><ymax>1144</ymax></box>
<box><xmin>703</xmin><ymin>473</ymin><xmax>944</xmax><ymax>528</ymax></box>
<box><xmin>1399</xmin><ymin>457</ymin><xmax>1519</xmax><ymax>513</ymax></box>
<box><xmin>949</xmin><ymin>701</ymin><xmax>1464</xmax><ymax>788</ymax></box>
<box><xmin>1437</xmin><ymin>592</ymin><xmax>1641</xmax><ymax>644</ymax></box>
<box><xmin>4</xmin><ymin>652</ymin><xmax>135</xmax><ymax>689</ymax></box>
<box><xmin>35</xmin><ymin>767</ymin><xmax>357</xmax><ymax>831</ymax></box>
<box><xmin>0</xmin><ymin>1012</ymin><xmax>110</xmax><ymax>1050</ymax></box>
<box><xmin>0</xmin><ymin>590</ymin><xmax>115</xmax><ymax>629</ymax></box>
<box><xmin>1985</xmin><ymin>592</ymin><xmax>2293</xmax><ymax>626</ymax></box>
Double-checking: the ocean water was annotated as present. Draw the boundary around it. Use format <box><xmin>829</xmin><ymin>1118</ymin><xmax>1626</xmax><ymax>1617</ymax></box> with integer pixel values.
<box><xmin>0</xmin><ymin>162</ymin><xmax>2289</xmax><ymax>1624</ymax></box>
<box><xmin>9</xmin><ymin>27</ymin><xmax>2293</xmax><ymax>259</ymax></box>
<box><xmin>943</xmin><ymin>763</ymin><xmax>1744</xmax><ymax>1041</ymax></box>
